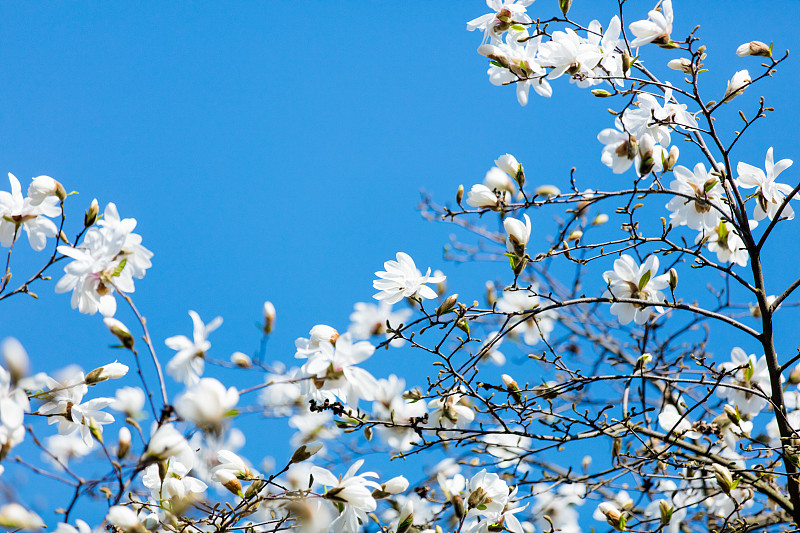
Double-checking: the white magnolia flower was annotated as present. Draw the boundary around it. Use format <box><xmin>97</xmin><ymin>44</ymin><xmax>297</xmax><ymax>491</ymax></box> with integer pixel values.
<box><xmin>483</xmin><ymin>167</ymin><xmax>516</xmax><ymax>198</ymax></box>
<box><xmin>175</xmin><ymin>377</ymin><xmax>239</xmax><ymax>432</ymax></box>
<box><xmin>289</xmin><ymin>410</ymin><xmax>340</xmax><ymax>446</ymax></box>
<box><xmin>468</xmin><ymin>491</ymin><xmax>527</xmax><ymax>533</ymax></box>
<box><xmin>482</xmin><ymin>432</ymin><xmax>532</xmax><ymax>470</ymax></box>
<box><xmin>484</xmin><ymin>32</ymin><xmax>552</xmax><ymax>105</ymax></box>
<box><xmin>55</xmin><ymin>203</ymin><xmax>152</xmax><ymax>316</ymax></box>
<box><xmin>724</xmin><ymin>69</ymin><xmax>751</xmax><ymax>100</ymax></box>
<box><xmin>698</xmin><ymin>220</ymin><xmax>749</xmax><ymax>267</ymax></box>
<box><xmin>629</xmin><ymin>0</ymin><xmax>673</xmax><ymax>48</ymax></box>
<box><xmin>658</xmin><ymin>400</ymin><xmax>701</xmax><ymax>439</ymax></box>
<box><xmin>300</xmin><ymin>333</ymin><xmax>379</xmax><ymax>406</ymax></box>
<box><xmin>597</xmin><ymin>122</ymin><xmax>639</xmax><ymax>174</ymax></box>
<box><xmin>311</xmin><ymin>460</ymin><xmax>381</xmax><ymax>533</ymax></box>
<box><xmin>736</xmin><ymin>147</ymin><xmax>795</xmax><ymax>221</ymax></box>
<box><xmin>53</xmin><ymin>520</ymin><xmax>91</xmax><ymax>533</ymax></box>
<box><xmin>466</xmin><ymin>183</ymin><xmax>502</xmax><ymax>209</ymax></box>
<box><xmin>142</xmin><ymin>457</ymin><xmax>208</xmax><ymax>510</ymax></box>
<box><xmin>717</xmin><ymin>347</ymin><xmax>772</xmax><ymax>416</ymax></box>
<box><xmin>467</xmin><ymin>0</ymin><xmax>534</xmax><ymax>43</ymax></box>
<box><xmin>0</xmin><ymin>173</ymin><xmax>60</xmax><ymax>252</ymax></box>
<box><xmin>666</xmin><ymin>162</ymin><xmax>727</xmax><ymax>231</ymax></box>
<box><xmin>348</xmin><ymin>301</ymin><xmax>412</xmax><ymax>347</ymax></box>
<box><xmin>581</xmin><ymin>17</ymin><xmax>626</xmax><ymax>86</ymax></box>
<box><xmin>372</xmin><ymin>375</ymin><xmax>426</xmax><ymax>452</ymax></box>
<box><xmin>504</xmin><ymin>214</ymin><xmax>531</xmax><ymax>256</ymax></box>
<box><xmin>27</xmin><ymin>176</ymin><xmax>65</xmax><ymax>206</ymax></box>
<box><xmin>0</xmin><ymin>503</ymin><xmax>45</xmax><ymax>531</ymax></box>
<box><xmin>1</xmin><ymin>337</ymin><xmax>29</xmax><ymax>382</ymax></box>
<box><xmin>602</xmin><ymin>254</ymin><xmax>670</xmax><ymax>325</ymax></box>
<box><xmin>428</xmin><ymin>391</ymin><xmax>474</xmax><ymax>429</ymax></box>
<box><xmin>495</xmin><ymin>288</ymin><xmax>556</xmax><ymax>345</ymax></box>
<box><xmin>465</xmin><ymin>469</ymin><xmax>510</xmax><ymax>517</ymax></box>
<box><xmin>373</xmin><ymin>252</ymin><xmax>445</xmax><ymax>304</ymax></box>
<box><xmin>85</xmin><ymin>360</ymin><xmax>129</xmax><ymax>385</ymax></box>
<box><xmin>143</xmin><ymin>423</ymin><xmax>191</xmax><ymax>462</ymax></box>
<box><xmin>532</xmin><ymin>483</ymin><xmax>585</xmax><ymax>533</ymax></box>
<box><xmin>212</xmin><ymin>449</ymin><xmax>258</xmax><ymax>482</ymax></box>
<box><xmin>165</xmin><ymin>310</ymin><xmax>223</xmax><ymax>385</ymax></box>
<box><xmin>111</xmin><ymin>386</ymin><xmax>146</xmax><ymax>418</ymax></box>
<box><xmin>538</xmin><ymin>28</ymin><xmax>597</xmax><ymax>87</ymax></box>
<box><xmin>38</xmin><ymin>371</ymin><xmax>114</xmax><ymax>446</ymax></box>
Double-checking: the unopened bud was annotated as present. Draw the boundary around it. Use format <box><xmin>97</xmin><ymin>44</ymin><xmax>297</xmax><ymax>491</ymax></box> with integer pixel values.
<box><xmin>502</xmin><ymin>374</ymin><xmax>522</xmax><ymax>403</ymax></box>
<box><xmin>621</xmin><ymin>51</ymin><xmax>633</xmax><ymax>73</ymax></box>
<box><xmin>789</xmin><ymin>366</ymin><xmax>800</xmax><ymax>385</ymax></box>
<box><xmin>582</xmin><ymin>455</ymin><xmax>592</xmax><ymax>471</ymax></box>
<box><xmin>118</xmin><ymin>427</ymin><xmax>131</xmax><ymax>460</ymax></box>
<box><xmin>1</xmin><ymin>338</ymin><xmax>29</xmax><ymax>384</ymax></box>
<box><xmin>736</xmin><ymin>41</ymin><xmax>771</xmax><ymax>57</ymax></box>
<box><xmin>592</xmin><ymin>213</ymin><xmax>609</xmax><ymax>225</ymax></box>
<box><xmin>724</xmin><ymin>404</ymin><xmax>741</xmax><ymax>425</ymax></box>
<box><xmin>217</xmin><ymin>469</ymin><xmax>244</xmax><ymax>497</ymax></box>
<box><xmin>456</xmin><ymin>318</ymin><xmax>469</xmax><ymax>334</ymax></box>
<box><xmin>635</xmin><ymin>353</ymin><xmax>652</xmax><ymax>371</ymax></box>
<box><xmin>559</xmin><ymin>0</ymin><xmax>573</xmax><ymax>15</ymax></box>
<box><xmin>667</xmin><ymin>58</ymin><xmax>693</xmax><ymax>74</ymax></box>
<box><xmin>230</xmin><ymin>352</ymin><xmax>252</xmax><ymax>368</ymax></box>
<box><xmin>85</xmin><ymin>198</ymin><xmax>99</xmax><ymax>227</ymax></box>
<box><xmin>567</xmin><ymin>229</ymin><xmax>583</xmax><ymax>241</ymax></box>
<box><xmin>663</xmin><ymin>145</ymin><xmax>679</xmax><ymax>171</ymax></box>
<box><xmin>86</xmin><ymin>361</ymin><xmax>129</xmax><ymax>385</ymax></box>
<box><xmin>290</xmin><ymin>442</ymin><xmax>323</xmax><ymax>464</ymax></box>
<box><xmin>658</xmin><ymin>500</ymin><xmax>673</xmax><ymax>524</ymax></box>
<box><xmin>103</xmin><ymin>318</ymin><xmax>134</xmax><ymax>350</ymax></box>
<box><xmin>591</xmin><ymin>89</ymin><xmax>613</xmax><ymax>98</ymax></box>
<box><xmin>456</xmin><ymin>184</ymin><xmax>464</xmax><ymax>206</ymax></box>
<box><xmin>713</xmin><ymin>464</ymin><xmax>736</xmax><ymax>494</ymax></box>
<box><xmin>535</xmin><ymin>185</ymin><xmax>561</xmax><ymax>198</ymax></box>
<box><xmin>262</xmin><ymin>301</ymin><xmax>276</xmax><ymax>335</ymax></box>
<box><xmin>397</xmin><ymin>501</ymin><xmax>414</xmax><ymax>533</ymax></box>
<box><xmin>88</xmin><ymin>417</ymin><xmax>104</xmax><ymax>444</ymax></box>
<box><xmin>668</xmin><ymin>268</ymin><xmax>678</xmax><ymax>291</ymax></box>
<box><xmin>373</xmin><ymin>475</ymin><xmax>409</xmax><ymax>499</ymax></box>
<box><xmin>597</xmin><ymin>502</ymin><xmax>626</xmax><ymax>531</ymax></box>
<box><xmin>437</xmin><ymin>294</ymin><xmax>459</xmax><ymax>317</ymax></box>
<box><xmin>612</xmin><ymin>437</ymin><xmax>622</xmax><ymax>459</ymax></box>
<box><xmin>637</xmin><ymin>136</ymin><xmax>656</xmax><ymax>176</ymax></box>
<box><xmin>452</xmin><ymin>494</ymin><xmax>465</xmax><ymax>519</ymax></box>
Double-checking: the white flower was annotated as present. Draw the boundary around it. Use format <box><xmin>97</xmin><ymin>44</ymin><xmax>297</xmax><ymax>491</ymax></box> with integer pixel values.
<box><xmin>666</xmin><ymin>162</ymin><xmax>727</xmax><ymax>231</ymax></box>
<box><xmin>629</xmin><ymin>0</ymin><xmax>673</xmax><ymax>48</ymax></box>
<box><xmin>503</xmin><ymin>214</ymin><xmax>531</xmax><ymax>256</ymax></box>
<box><xmin>466</xmin><ymin>183</ymin><xmax>502</xmax><ymax>209</ymax></box>
<box><xmin>724</xmin><ymin>69</ymin><xmax>751</xmax><ymax>100</ymax></box>
<box><xmin>581</xmin><ymin>17</ymin><xmax>626</xmax><ymax>86</ymax></box>
<box><xmin>597</xmin><ymin>122</ymin><xmax>639</xmax><ymax>174</ymax></box>
<box><xmin>55</xmin><ymin>202</ymin><xmax>151</xmax><ymax>316</ymax></box>
<box><xmin>538</xmin><ymin>28</ymin><xmax>597</xmax><ymax>87</ymax></box>
<box><xmin>485</xmin><ymin>32</ymin><xmax>552</xmax><ymax>106</ymax></box>
<box><xmin>27</xmin><ymin>176</ymin><xmax>65</xmax><ymax>206</ymax></box>
<box><xmin>496</xmin><ymin>288</ymin><xmax>556</xmax><ymax>346</ymax></box>
<box><xmin>698</xmin><ymin>220</ymin><xmax>749</xmax><ymax>267</ymax></box>
<box><xmin>165</xmin><ymin>310</ymin><xmax>223</xmax><ymax>385</ymax></box>
<box><xmin>348</xmin><ymin>301</ymin><xmax>412</xmax><ymax>347</ymax></box>
<box><xmin>142</xmin><ymin>457</ymin><xmax>208</xmax><ymax>510</ymax></box>
<box><xmin>144</xmin><ymin>423</ymin><xmax>190</xmax><ymax>462</ymax></box>
<box><xmin>1</xmin><ymin>337</ymin><xmax>29</xmax><ymax>382</ymax></box>
<box><xmin>175</xmin><ymin>377</ymin><xmax>239</xmax><ymax>432</ymax></box>
<box><xmin>300</xmin><ymin>333</ymin><xmax>379</xmax><ymax>406</ymax></box>
<box><xmin>467</xmin><ymin>0</ymin><xmax>534</xmax><ymax>43</ymax></box>
<box><xmin>85</xmin><ymin>361</ymin><xmax>129</xmax><ymax>385</ymax></box>
<box><xmin>373</xmin><ymin>252</ymin><xmax>445</xmax><ymax>304</ymax></box>
<box><xmin>482</xmin><ymin>432</ymin><xmax>531</xmax><ymax>470</ymax></box>
<box><xmin>0</xmin><ymin>503</ymin><xmax>45</xmax><ymax>531</ymax></box>
<box><xmin>111</xmin><ymin>386</ymin><xmax>146</xmax><ymax>418</ymax></box>
<box><xmin>483</xmin><ymin>167</ymin><xmax>515</xmax><ymax>198</ymax></box>
<box><xmin>465</xmin><ymin>469</ymin><xmax>510</xmax><ymax>517</ymax></box>
<box><xmin>736</xmin><ymin>41</ymin><xmax>771</xmax><ymax>57</ymax></box>
<box><xmin>311</xmin><ymin>460</ymin><xmax>381</xmax><ymax>533</ymax></box>
<box><xmin>38</xmin><ymin>371</ymin><xmax>115</xmax><ymax>446</ymax></box>
<box><xmin>371</xmin><ymin>375</ymin><xmax>426</xmax><ymax>452</ymax></box>
<box><xmin>495</xmin><ymin>154</ymin><xmax>521</xmax><ymax>180</ymax></box>
<box><xmin>260</xmin><ymin>366</ymin><xmax>304</xmax><ymax>416</ymax></box>
<box><xmin>53</xmin><ymin>520</ymin><xmax>91</xmax><ymax>533</ymax></box>
<box><xmin>602</xmin><ymin>254</ymin><xmax>670</xmax><ymax>325</ymax></box>
<box><xmin>428</xmin><ymin>392</ymin><xmax>474</xmax><ymax>429</ymax></box>
<box><xmin>717</xmin><ymin>347</ymin><xmax>772</xmax><ymax>416</ymax></box>
<box><xmin>736</xmin><ymin>147</ymin><xmax>795</xmax><ymax>221</ymax></box>
<box><xmin>106</xmin><ymin>506</ymin><xmax>140</xmax><ymax>532</ymax></box>
<box><xmin>657</xmin><ymin>400</ymin><xmax>701</xmax><ymax>439</ymax></box>
<box><xmin>0</xmin><ymin>173</ymin><xmax>60</xmax><ymax>252</ymax></box>
<box><xmin>212</xmin><ymin>449</ymin><xmax>258</xmax><ymax>482</ymax></box>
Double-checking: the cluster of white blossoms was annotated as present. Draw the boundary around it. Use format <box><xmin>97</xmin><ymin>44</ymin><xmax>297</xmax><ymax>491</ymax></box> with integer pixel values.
<box><xmin>56</xmin><ymin>202</ymin><xmax>153</xmax><ymax>317</ymax></box>
<box><xmin>0</xmin><ymin>174</ymin><xmax>62</xmax><ymax>252</ymax></box>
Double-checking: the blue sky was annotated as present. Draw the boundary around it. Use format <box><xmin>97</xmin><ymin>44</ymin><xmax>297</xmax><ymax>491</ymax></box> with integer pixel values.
<box><xmin>1</xmin><ymin>0</ymin><xmax>800</xmax><ymax>525</ymax></box>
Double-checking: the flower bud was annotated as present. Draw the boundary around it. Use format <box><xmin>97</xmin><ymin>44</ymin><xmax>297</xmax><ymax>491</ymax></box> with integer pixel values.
<box><xmin>559</xmin><ymin>0</ymin><xmax>573</xmax><ymax>15</ymax></box>
<box><xmin>567</xmin><ymin>229</ymin><xmax>582</xmax><ymax>241</ymax></box>
<box><xmin>383</xmin><ymin>475</ymin><xmax>409</xmax><ymax>494</ymax></box>
<box><xmin>263</xmin><ymin>301</ymin><xmax>276</xmax><ymax>335</ymax></box>
<box><xmin>106</xmin><ymin>506</ymin><xmax>144</xmax><ymax>533</ymax></box>
<box><xmin>452</xmin><ymin>494</ymin><xmax>465</xmax><ymax>519</ymax></box>
<box><xmin>396</xmin><ymin>501</ymin><xmax>414</xmax><ymax>533</ymax></box>
<box><xmin>668</xmin><ymin>268</ymin><xmax>678</xmax><ymax>291</ymax></box>
<box><xmin>437</xmin><ymin>294</ymin><xmax>459</xmax><ymax>317</ymax></box>
<box><xmin>28</xmin><ymin>176</ymin><xmax>66</xmax><ymax>205</ymax></box>
<box><xmin>535</xmin><ymin>185</ymin><xmax>561</xmax><ymax>198</ymax></box>
<box><xmin>456</xmin><ymin>184</ymin><xmax>464</xmax><ymax>206</ymax></box>
<box><xmin>582</xmin><ymin>455</ymin><xmax>592</xmax><ymax>471</ymax></box>
<box><xmin>216</xmin><ymin>469</ymin><xmax>244</xmax><ymax>497</ymax></box>
<box><xmin>713</xmin><ymin>463</ymin><xmax>736</xmax><ymax>493</ymax></box>
<box><xmin>309</xmin><ymin>325</ymin><xmax>338</xmax><ymax>346</ymax></box>
<box><xmin>103</xmin><ymin>317</ymin><xmax>134</xmax><ymax>350</ymax></box>
<box><xmin>658</xmin><ymin>500</ymin><xmax>673</xmax><ymax>524</ymax></box>
<box><xmin>663</xmin><ymin>145</ymin><xmax>679</xmax><ymax>171</ymax></box>
<box><xmin>118</xmin><ymin>427</ymin><xmax>131</xmax><ymax>460</ymax></box>
<box><xmin>230</xmin><ymin>352</ymin><xmax>252</xmax><ymax>368</ymax></box>
<box><xmin>724</xmin><ymin>70</ymin><xmax>751</xmax><ymax>101</ymax></box>
<box><xmin>724</xmin><ymin>404</ymin><xmax>741</xmax><ymax>425</ymax></box>
<box><xmin>789</xmin><ymin>366</ymin><xmax>800</xmax><ymax>385</ymax></box>
<box><xmin>621</xmin><ymin>51</ymin><xmax>633</xmax><ymax>73</ymax></box>
<box><xmin>592</xmin><ymin>213</ymin><xmax>609</xmax><ymax>225</ymax></box>
<box><xmin>667</xmin><ymin>58</ymin><xmax>693</xmax><ymax>74</ymax></box>
<box><xmin>736</xmin><ymin>41</ymin><xmax>771</xmax><ymax>57</ymax></box>
<box><xmin>637</xmin><ymin>135</ymin><xmax>656</xmax><ymax>176</ymax></box>
<box><xmin>485</xmin><ymin>281</ymin><xmax>497</xmax><ymax>306</ymax></box>
<box><xmin>86</xmin><ymin>361</ymin><xmax>129</xmax><ymax>385</ymax></box>
<box><xmin>591</xmin><ymin>89</ymin><xmax>613</xmax><ymax>98</ymax></box>
<box><xmin>84</xmin><ymin>198</ymin><xmax>99</xmax><ymax>227</ymax></box>
<box><xmin>0</xmin><ymin>503</ymin><xmax>45</xmax><ymax>531</ymax></box>
<box><xmin>495</xmin><ymin>154</ymin><xmax>524</xmax><ymax>190</ymax></box>
<box><xmin>597</xmin><ymin>502</ymin><xmax>626</xmax><ymax>531</ymax></box>
<box><xmin>1</xmin><ymin>337</ymin><xmax>29</xmax><ymax>384</ymax></box>
<box><xmin>290</xmin><ymin>442</ymin><xmax>323</xmax><ymax>464</ymax></box>
<box><xmin>502</xmin><ymin>374</ymin><xmax>522</xmax><ymax>403</ymax></box>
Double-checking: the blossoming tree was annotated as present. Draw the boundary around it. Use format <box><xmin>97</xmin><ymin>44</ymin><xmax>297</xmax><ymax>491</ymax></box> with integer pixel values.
<box><xmin>1</xmin><ymin>1</ymin><xmax>799</xmax><ymax>533</ymax></box>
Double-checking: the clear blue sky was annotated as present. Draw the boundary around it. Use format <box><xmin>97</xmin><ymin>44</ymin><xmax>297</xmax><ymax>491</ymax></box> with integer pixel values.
<box><xmin>1</xmin><ymin>0</ymin><xmax>799</xmax><ymax>525</ymax></box>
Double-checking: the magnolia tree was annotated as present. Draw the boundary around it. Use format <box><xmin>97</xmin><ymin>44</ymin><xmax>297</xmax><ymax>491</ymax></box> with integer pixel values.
<box><xmin>0</xmin><ymin>1</ymin><xmax>798</xmax><ymax>532</ymax></box>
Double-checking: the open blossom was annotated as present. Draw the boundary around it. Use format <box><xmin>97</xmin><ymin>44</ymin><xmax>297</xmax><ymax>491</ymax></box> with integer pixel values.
<box><xmin>0</xmin><ymin>173</ymin><xmax>60</xmax><ymax>252</ymax></box>
<box><xmin>666</xmin><ymin>162</ymin><xmax>727</xmax><ymax>231</ymax></box>
<box><xmin>466</xmin><ymin>183</ymin><xmax>501</xmax><ymax>209</ymax></box>
<box><xmin>698</xmin><ymin>220</ymin><xmax>749</xmax><ymax>267</ymax></box>
<box><xmin>621</xmin><ymin>85</ymin><xmax>696</xmax><ymax>147</ymax></box>
<box><xmin>348</xmin><ymin>301</ymin><xmax>412</xmax><ymax>347</ymax></box>
<box><xmin>736</xmin><ymin>147</ymin><xmax>795</xmax><ymax>221</ymax></box>
<box><xmin>27</xmin><ymin>175</ymin><xmax>65</xmax><ymax>206</ymax></box>
<box><xmin>483</xmin><ymin>31</ymin><xmax>552</xmax><ymax>105</ymax></box>
<box><xmin>175</xmin><ymin>377</ymin><xmax>239</xmax><ymax>432</ymax></box>
<box><xmin>0</xmin><ymin>503</ymin><xmax>45</xmax><ymax>531</ymax></box>
<box><xmin>724</xmin><ymin>69</ymin><xmax>751</xmax><ymax>100</ymax></box>
<box><xmin>311</xmin><ymin>460</ymin><xmax>381</xmax><ymax>533</ymax></box>
<box><xmin>38</xmin><ymin>370</ymin><xmax>115</xmax><ymax>446</ymax></box>
<box><xmin>144</xmin><ymin>423</ymin><xmax>191</xmax><ymax>462</ymax></box>
<box><xmin>467</xmin><ymin>0</ymin><xmax>534</xmax><ymax>44</ymax></box>
<box><xmin>603</xmin><ymin>254</ymin><xmax>670</xmax><ymax>325</ymax></box>
<box><xmin>537</xmin><ymin>28</ymin><xmax>598</xmax><ymax>87</ymax></box>
<box><xmin>299</xmin><ymin>333</ymin><xmax>379</xmax><ymax>406</ymax></box>
<box><xmin>373</xmin><ymin>252</ymin><xmax>445</xmax><ymax>304</ymax></box>
<box><xmin>717</xmin><ymin>347</ymin><xmax>772</xmax><ymax>416</ymax></box>
<box><xmin>629</xmin><ymin>0</ymin><xmax>673</xmax><ymax>48</ymax></box>
<box><xmin>142</xmin><ymin>457</ymin><xmax>208</xmax><ymax>512</ymax></box>
<box><xmin>111</xmin><ymin>386</ymin><xmax>146</xmax><ymax>417</ymax></box>
<box><xmin>466</xmin><ymin>469</ymin><xmax>510</xmax><ymax>517</ymax></box>
<box><xmin>165</xmin><ymin>310</ymin><xmax>223</xmax><ymax>385</ymax></box>
<box><xmin>428</xmin><ymin>391</ymin><xmax>474</xmax><ymax>429</ymax></box>
<box><xmin>658</xmin><ymin>398</ymin><xmax>701</xmax><ymax>440</ymax></box>
<box><xmin>581</xmin><ymin>17</ymin><xmax>626</xmax><ymax>86</ymax></box>
<box><xmin>55</xmin><ymin>202</ymin><xmax>152</xmax><ymax>316</ymax></box>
